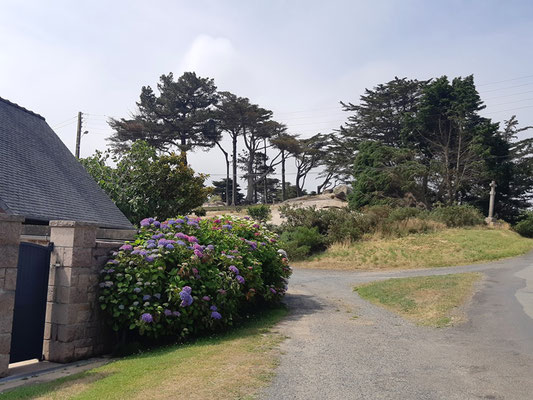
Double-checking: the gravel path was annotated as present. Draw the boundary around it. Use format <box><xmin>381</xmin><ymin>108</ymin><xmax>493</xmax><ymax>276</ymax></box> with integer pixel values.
<box><xmin>260</xmin><ymin>251</ymin><xmax>533</xmax><ymax>400</ymax></box>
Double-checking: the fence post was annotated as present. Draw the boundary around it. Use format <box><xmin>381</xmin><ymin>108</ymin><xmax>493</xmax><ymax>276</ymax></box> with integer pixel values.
<box><xmin>0</xmin><ymin>214</ymin><xmax>23</xmax><ymax>377</ymax></box>
<box><xmin>44</xmin><ymin>221</ymin><xmax>97</xmax><ymax>363</ymax></box>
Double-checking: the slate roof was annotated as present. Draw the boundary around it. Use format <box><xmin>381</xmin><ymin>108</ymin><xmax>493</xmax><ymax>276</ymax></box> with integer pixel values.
<box><xmin>0</xmin><ymin>97</ymin><xmax>133</xmax><ymax>229</ymax></box>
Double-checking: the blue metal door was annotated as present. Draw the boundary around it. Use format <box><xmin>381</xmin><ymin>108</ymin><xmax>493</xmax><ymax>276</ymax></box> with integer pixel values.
<box><xmin>9</xmin><ymin>242</ymin><xmax>52</xmax><ymax>363</ymax></box>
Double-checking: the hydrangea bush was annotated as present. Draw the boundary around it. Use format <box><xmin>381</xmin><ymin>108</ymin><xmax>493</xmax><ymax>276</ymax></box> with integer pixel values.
<box><xmin>99</xmin><ymin>215</ymin><xmax>291</xmax><ymax>338</ymax></box>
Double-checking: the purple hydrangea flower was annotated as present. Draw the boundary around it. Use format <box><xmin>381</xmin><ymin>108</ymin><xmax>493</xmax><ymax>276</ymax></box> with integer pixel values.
<box><xmin>99</xmin><ymin>282</ymin><xmax>105</xmax><ymax>288</ymax></box>
<box><xmin>165</xmin><ymin>244</ymin><xmax>174</xmax><ymax>250</ymax></box>
<box><xmin>211</xmin><ymin>311</ymin><xmax>222</xmax><ymax>319</ymax></box>
<box><xmin>236</xmin><ymin>275</ymin><xmax>245</xmax><ymax>284</ymax></box>
<box><xmin>141</xmin><ymin>313</ymin><xmax>153</xmax><ymax>323</ymax></box>
<box><xmin>175</xmin><ymin>232</ymin><xmax>187</xmax><ymax>239</ymax></box>
<box><xmin>164</xmin><ymin>309</ymin><xmax>172</xmax><ymax>316</ymax></box>
<box><xmin>210</xmin><ymin>305</ymin><xmax>217</xmax><ymax>311</ymax></box>
<box><xmin>202</xmin><ymin>296</ymin><xmax>211</xmax><ymax>301</ymax></box>
<box><xmin>148</xmin><ymin>218</ymin><xmax>155</xmax><ymax>223</ymax></box>
<box><xmin>146</xmin><ymin>242</ymin><xmax>156</xmax><ymax>249</ymax></box>
<box><xmin>188</xmin><ymin>236</ymin><xmax>198</xmax><ymax>243</ymax></box>
<box><xmin>218</xmin><ymin>289</ymin><xmax>227</xmax><ymax>295</ymax></box>
<box><xmin>182</xmin><ymin>286</ymin><xmax>192</xmax><ymax>294</ymax></box>
<box><xmin>138</xmin><ymin>250</ymin><xmax>148</xmax><ymax>256</ymax></box>
<box><xmin>145</xmin><ymin>256</ymin><xmax>155</xmax><ymax>262</ymax></box>
<box><xmin>229</xmin><ymin>265</ymin><xmax>239</xmax><ymax>274</ymax></box>
<box><xmin>140</xmin><ymin>218</ymin><xmax>151</xmax><ymax>227</ymax></box>
<box><xmin>222</xmin><ymin>224</ymin><xmax>232</xmax><ymax>230</ymax></box>
<box><xmin>194</xmin><ymin>249</ymin><xmax>203</xmax><ymax>258</ymax></box>
<box><xmin>143</xmin><ymin>294</ymin><xmax>151</xmax><ymax>301</ymax></box>
<box><xmin>180</xmin><ymin>292</ymin><xmax>193</xmax><ymax>307</ymax></box>
<box><xmin>161</xmin><ymin>223</ymin><xmax>169</xmax><ymax>230</ymax></box>
<box><xmin>107</xmin><ymin>259</ymin><xmax>119</xmax><ymax>265</ymax></box>
<box><xmin>134</xmin><ymin>287</ymin><xmax>141</xmax><ymax>293</ymax></box>
<box><xmin>153</xmin><ymin>221</ymin><xmax>161</xmax><ymax>228</ymax></box>
<box><xmin>107</xmin><ymin>268</ymin><xmax>115</xmax><ymax>273</ymax></box>
<box><xmin>172</xmin><ymin>311</ymin><xmax>181</xmax><ymax>317</ymax></box>
<box><xmin>176</xmin><ymin>218</ymin><xmax>185</xmax><ymax>224</ymax></box>
<box><xmin>270</xmin><ymin>288</ymin><xmax>277</xmax><ymax>294</ymax></box>
<box><xmin>244</xmin><ymin>216</ymin><xmax>250</xmax><ymax>220</ymax></box>
<box><xmin>206</xmin><ymin>244</ymin><xmax>214</xmax><ymax>251</ymax></box>
<box><xmin>176</xmin><ymin>240</ymin><xmax>185</xmax><ymax>246</ymax></box>
<box><xmin>154</xmin><ymin>293</ymin><xmax>161</xmax><ymax>299</ymax></box>
<box><xmin>119</xmin><ymin>244</ymin><xmax>133</xmax><ymax>251</ymax></box>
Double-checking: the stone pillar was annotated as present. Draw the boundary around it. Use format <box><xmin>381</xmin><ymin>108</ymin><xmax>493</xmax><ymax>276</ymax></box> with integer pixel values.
<box><xmin>0</xmin><ymin>214</ymin><xmax>23</xmax><ymax>377</ymax></box>
<box><xmin>44</xmin><ymin>221</ymin><xmax>97</xmax><ymax>363</ymax></box>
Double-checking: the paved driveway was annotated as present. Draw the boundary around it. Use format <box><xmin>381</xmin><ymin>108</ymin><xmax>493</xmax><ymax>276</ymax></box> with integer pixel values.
<box><xmin>261</xmin><ymin>251</ymin><xmax>533</xmax><ymax>400</ymax></box>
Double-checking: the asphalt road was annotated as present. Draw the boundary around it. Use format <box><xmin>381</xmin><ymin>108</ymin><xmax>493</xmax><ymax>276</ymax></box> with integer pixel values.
<box><xmin>260</xmin><ymin>251</ymin><xmax>533</xmax><ymax>400</ymax></box>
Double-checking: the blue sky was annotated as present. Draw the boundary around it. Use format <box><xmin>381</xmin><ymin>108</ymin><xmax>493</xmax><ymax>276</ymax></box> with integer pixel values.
<box><xmin>2</xmin><ymin>0</ymin><xmax>533</xmax><ymax>191</ymax></box>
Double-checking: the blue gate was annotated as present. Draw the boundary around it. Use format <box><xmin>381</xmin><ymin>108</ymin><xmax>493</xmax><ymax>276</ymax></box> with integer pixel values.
<box><xmin>9</xmin><ymin>242</ymin><xmax>53</xmax><ymax>363</ymax></box>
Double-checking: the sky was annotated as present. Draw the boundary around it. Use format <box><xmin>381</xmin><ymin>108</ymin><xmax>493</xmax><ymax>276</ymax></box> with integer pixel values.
<box><xmin>2</xmin><ymin>0</ymin><xmax>533</xmax><ymax>193</ymax></box>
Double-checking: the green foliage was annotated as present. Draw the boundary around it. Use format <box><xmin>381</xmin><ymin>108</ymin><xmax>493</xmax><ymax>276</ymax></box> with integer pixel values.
<box><xmin>108</xmin><ymin>72</ymin><xmax>218</xmax><ymax>158</ymax></box>
<box><xmin>247</xmin><ymin>204</ymin><xmax>272</xmax><ymax>222</ymax></box>
<box><xmin>193</xmin><ymin>207</ymin><xmax>207</xmax><ymax>217</ymax></box>
<box><xmin>429</xmin><ymin>205</ymin><xmax>484</xmax><ymax>227</ymax></box>
<box><xmin>280</xmin><ymin>226</ymin><xmax>325</xmax><ymax>260</ymax></box>
<box><xmin>514</xmin><ymin>212</ymin><xmax>533</xmax><ymax>238</ymax></box>
<box><xmin>81</xmin><ymin>141</ymin><xmax>211</xmax><ymax>224</ymax></box>
<box><xmin>98</xmin><ymin>215</ymin><xmax>291</xmax><ymax>338</ymax></box>
<box><xmin>349</xmin><ymin>141</ymin><xmax>426</xmax><ymax>209</ymax></box>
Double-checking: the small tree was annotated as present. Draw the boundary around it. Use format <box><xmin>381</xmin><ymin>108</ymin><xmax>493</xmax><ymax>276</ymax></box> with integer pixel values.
<box><xmin>81</xmin><ymin>141</ymin><xmax>211</xmax><ymax>223</ymax></box>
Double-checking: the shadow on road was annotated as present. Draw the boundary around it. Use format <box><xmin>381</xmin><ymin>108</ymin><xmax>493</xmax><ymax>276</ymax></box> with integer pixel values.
<box><xmin>281</xmin><ymin>293</ymin><xmax>324</xmax><ymax>323</ymax></box>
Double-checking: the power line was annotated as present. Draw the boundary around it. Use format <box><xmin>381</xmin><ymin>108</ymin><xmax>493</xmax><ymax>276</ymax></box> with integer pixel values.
<box><xmin>477</xmin><ymin>74</ymin><xmax>533</xmax><ymax>87</ymax></box>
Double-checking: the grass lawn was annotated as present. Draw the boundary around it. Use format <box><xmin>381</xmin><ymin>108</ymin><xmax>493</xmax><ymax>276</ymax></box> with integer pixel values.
<box><xmin>295</xmin><ymin>228</ymin><xmax>533</xmax><ymax>270</ymax></box>
<box><xmin>355</xmin><ymin>273</ymin><xmax>482</xmax><ymax>327</ymax></box>
<box><xmin>2</xmin><ymin>307</ymin><xmax>287</xmax><ymax>400</ymax></box>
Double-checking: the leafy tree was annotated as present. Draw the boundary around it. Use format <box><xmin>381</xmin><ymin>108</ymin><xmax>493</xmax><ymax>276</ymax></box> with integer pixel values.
<box><xmin>81</xmin><ymin>141</ymin><xmax>211</xmax><ymax>223</ymax></box>
<box><xmin>108</xmin><ymin>72</ymin><xmax>218</xmax><ymax>163</ymax></box>
<box><xmin>349</xmin><ymin>141</ymin><xmax>427</xmax><ymax>209</ymax></box>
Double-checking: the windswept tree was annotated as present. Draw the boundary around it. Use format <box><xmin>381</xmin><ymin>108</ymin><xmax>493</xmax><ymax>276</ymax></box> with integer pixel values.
<box><xmin>108</xmin><ymin>72</ymin><xmax>219</xmax><ymax>163</ymax></box>
<box><xmin>293</xmin><ymin>134</ymin><xmax>329</xmax><ymax>197</ymax></box>
<box><xmin>270</xmin><ymin>129</ymin><xmax>300</xmax><ymax>201</ymax></box>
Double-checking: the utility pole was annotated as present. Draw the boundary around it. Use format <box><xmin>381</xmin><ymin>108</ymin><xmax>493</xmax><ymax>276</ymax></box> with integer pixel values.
<box><xmin>75</xmin><ymin>112</ymin><xmax>83</xmax><ymax>159</ymax></box>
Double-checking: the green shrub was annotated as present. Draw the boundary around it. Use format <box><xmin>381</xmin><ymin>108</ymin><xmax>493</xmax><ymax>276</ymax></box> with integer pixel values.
<box><xmin>98</xmin><ymin>215</ymin><xmax>291</xmax><ymax>338</ymax></box>
<box><xmin>514</xmin><ymin>212</ymin><xmax>533</xmax><ymax>238</ymax></box>
<box><xmin>193</xmin><ymin>207</ymin><xmax>206</xmax><ymax>216</ymax></box>
<box><xmin>247</xmin><ymin>204</ymin><xmax>271</xmax><ymax>222</ymax></box>
<box><xmin>280</xmin><ymin>226</ymin><xmax>325</xmax><ymax>260</ymax></box>
<box><xmin>386</xmin><ymin>207</ymin><xmax>424</xmax><ymax>222</ymax></box>
<box><xmin>429</xmin><ymin>205</ymin><xmax>484</xmax><ymax>227</ymax></box>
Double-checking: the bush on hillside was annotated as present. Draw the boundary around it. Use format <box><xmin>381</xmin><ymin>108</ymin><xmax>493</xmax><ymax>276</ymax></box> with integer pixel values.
<box><xmin>247</xmin><ymin>204</ymin><xmax>271</xmax><ymax>222</ymax></box>
<box><xmin>98</xmin><ymin>215</ymin><xmax>291</xmax><ymax>338</ymax></box>
<box><xmin>514</xmin><ymin>212</ymin><xmax>533</xmax><ymax>238</ymax></box>
<box><xmin>280</xmin><ymin>226</ymin><xmax>325</xmax><ymax>260</ymax></box>
<box><xmin>429</xmin><ymin>205</ymin><xmax>484</xmax><ymax>227</ymax></box>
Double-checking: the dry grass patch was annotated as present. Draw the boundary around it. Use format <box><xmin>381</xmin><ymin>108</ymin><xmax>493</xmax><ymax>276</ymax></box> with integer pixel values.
<box><xmin>1</xmin><ymin>308</ymin><xmax>287</xmax><ymax>400</ymax></box>
<box><xmin>295</xmin><ymin>228</ymin><xmax>533</xmax><ymax>270</ymax></box>
<box><xmin>354</xmin><ymin>273</ymin><xmax>482</xmax><ymax>327</ymax></box>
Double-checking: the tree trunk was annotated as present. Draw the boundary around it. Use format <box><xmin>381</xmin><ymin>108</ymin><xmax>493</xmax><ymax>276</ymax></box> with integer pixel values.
<box><xmin>232</xmin><ymin>134</ymin><xmax>237</xmax><ymax>205</ymax></box>
<box><xmin>180</xmin><ymin>136</ymin><xmax>188</xmax><ymax>164</ymax></box>
<box><xmin>281</xmin><ymin>151</ymin><xmax>286</xmax><ymax>201</ymax></box>
<box><xmin>246</xmin><ymin>157</ymin><xmax>255</xmax><ymax>203</ymax></box>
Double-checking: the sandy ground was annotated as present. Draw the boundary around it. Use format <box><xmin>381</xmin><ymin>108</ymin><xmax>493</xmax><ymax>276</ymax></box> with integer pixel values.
<box><xmin>205</xmin><ymin>193</ymin><xmax>348</xmax><ymax>225</ymax></box>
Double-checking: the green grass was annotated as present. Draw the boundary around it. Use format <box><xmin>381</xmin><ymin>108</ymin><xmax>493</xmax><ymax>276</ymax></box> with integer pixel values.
<box><xmin>1</xmin><ymin>307</ymin><xmax>287</xmax><ymax>400</ymax></box>
<box><xmin>355</xmin><ymin>273</ymin><xmax>481</xmax><ymax>327</ymax></box>
<box><xmin>295</xmin><ymin>228</ymin><xmax>533</xmax><ymax>270</ymax></box>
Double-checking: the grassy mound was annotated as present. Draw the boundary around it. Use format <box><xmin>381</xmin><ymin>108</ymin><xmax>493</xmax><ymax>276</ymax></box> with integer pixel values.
<box><xmin>295</xmin><ymin>228</ymin><xmax>533</xmax><ymax>270</ymax></box>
